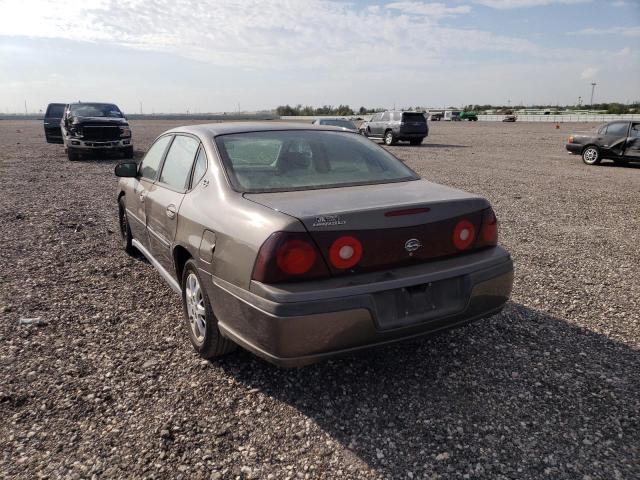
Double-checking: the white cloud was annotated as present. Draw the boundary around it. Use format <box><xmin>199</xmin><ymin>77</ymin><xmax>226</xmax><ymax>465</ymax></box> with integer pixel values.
<box><xmin>472</xmin><ymin>0</ymin><xmax>589</xmax><ymax>9</ymax></box>
<box><xmin>571</xmin><ymin>26</ymin><xmax>640</xmax><ymax>37</ymax></box>
<box><xmin>580</xmin><ymin>66</ymin><xmax>598</xmax><ymax>80</ymax></box>
<box><xmin>0</xmin><ymin>0</ymin><xmax>541</xmax><ymax>69</ymax></box>
<box><xmin>385</xmin><ymin>1</ymin><xmax>472</xmax><ymax>18</ymax></box>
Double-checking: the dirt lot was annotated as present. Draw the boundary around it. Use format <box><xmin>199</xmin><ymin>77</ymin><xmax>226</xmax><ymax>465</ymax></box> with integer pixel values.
<box><xmin>1</xmin><ymin>120</ymin><xmax>639</xmax><ymax>479</ymax></box>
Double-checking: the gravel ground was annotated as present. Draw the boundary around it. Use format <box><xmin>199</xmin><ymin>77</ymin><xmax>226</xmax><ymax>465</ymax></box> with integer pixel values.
<box><xmin>1</xmin><ymin>120</ymin><xmax>638</xmax><ymax>479</ymax></box>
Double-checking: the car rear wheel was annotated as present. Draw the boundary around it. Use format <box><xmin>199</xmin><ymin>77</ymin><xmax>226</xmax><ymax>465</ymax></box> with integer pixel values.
<box><xmin>182</xmin><ymin>260</ymin><xmax>236</xmax><ymax>359</ymax></box>
<box><xmin>122</xmin><ymin>146</ymin><xmax>134</xmax><ymax>159</ymax></box>
<box><xmin>384</xmin><ymin>130</ymin><xmax>395</xmax><ymax>146</ymax></box>
<box><xmin>118</xmin><ymin>198</ymin><xmax>135</xmax><ymax>255</ymax></box>
<box><xmin>582</xmin><ymin>146</ymin><xmax>601</xmax><ymax>165</ymax></box>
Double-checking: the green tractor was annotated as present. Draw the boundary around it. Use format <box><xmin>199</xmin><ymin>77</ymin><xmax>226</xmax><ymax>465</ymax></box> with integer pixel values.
<box><xmin>458</xmin><ymin>111</ymin><xmax>478</xmax><ymax>121</ymax></box>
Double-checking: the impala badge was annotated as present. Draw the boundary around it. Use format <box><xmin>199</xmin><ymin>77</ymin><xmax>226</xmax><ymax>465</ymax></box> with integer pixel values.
<box><xmin>404</xmin><ymin>238</ymin><xmax>422</xmax><ymax>253</ymax></box>
<box><xmin>312</xmin><ymin>214</ymin><xmax>346</xmax><ymax>227</ymax></box>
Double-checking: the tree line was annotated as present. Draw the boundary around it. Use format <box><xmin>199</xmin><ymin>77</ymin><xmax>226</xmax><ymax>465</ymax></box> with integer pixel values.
<box><xmin>276</xmin><ymin>102</ymin><xmax>639</xmax><ymax>116</ymax></box>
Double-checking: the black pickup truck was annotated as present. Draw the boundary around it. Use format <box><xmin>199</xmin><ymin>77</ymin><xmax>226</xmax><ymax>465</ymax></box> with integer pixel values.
<box><xmin>566</xmin><ymin>121</ymin><xmax>640</xmax><ymax>165</ymax></box>
<box><xmin>361</xmin><ymin>111</ymin><xmax>428</xmax><ymax>146</ymax></box>
<box><xmin>44</xmin><ymin>102</ymin><xmax>133</xmax><ymax>161</ymax></box>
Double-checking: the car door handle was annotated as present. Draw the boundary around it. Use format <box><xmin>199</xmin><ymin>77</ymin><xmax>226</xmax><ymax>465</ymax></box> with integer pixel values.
<box><xmin>166</xmin><ymin>204</ymin><xmax>177</xmax><ymax>219</ymax></box>
<box><xmin>138</xmin><ymin>190</ymin><xmax>146</xmax><ymax>202</ymax></box>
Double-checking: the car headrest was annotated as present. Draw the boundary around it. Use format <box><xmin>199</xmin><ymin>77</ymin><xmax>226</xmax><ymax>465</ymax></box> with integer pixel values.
<box><xmin>279</xmin><ymin>151</ymin><xmax>310</xmax><ymax>172</ymax></box>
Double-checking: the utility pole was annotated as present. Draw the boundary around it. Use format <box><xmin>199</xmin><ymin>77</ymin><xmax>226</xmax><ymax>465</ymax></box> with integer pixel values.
<box><xmin>24</xmin><ymin>100</ymin><xmax>27</xmax><ymax>115</ymax></box>
<box><xmin>590</xmin><ymin>83</ymin><xmax>597</xmax><ymax>106</ymax></box>
<box><xmin>140</xmin><ymin>102</ymin><xmax>143</xmax><ymax>115</ymax></box>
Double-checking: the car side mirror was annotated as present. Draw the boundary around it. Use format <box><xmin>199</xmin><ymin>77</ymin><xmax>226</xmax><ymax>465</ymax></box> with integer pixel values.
<box><xmin>115</xmin><ymin>161</ymin><xmax>138</xmax><ymax>178</ymax></box>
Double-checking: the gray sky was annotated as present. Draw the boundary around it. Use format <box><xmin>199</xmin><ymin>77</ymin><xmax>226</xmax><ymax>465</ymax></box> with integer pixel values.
<box><xmin>0</xmin><ymin>0</ymin><xmax>638</xmax><ymax>114</ymax></box>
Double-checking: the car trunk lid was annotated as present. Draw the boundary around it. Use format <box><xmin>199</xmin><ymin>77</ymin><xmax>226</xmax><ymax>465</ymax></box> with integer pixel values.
<box><xmin>245</xmin><ymin>179</ymin><xmax>490</xmax><ymax>274</ymax></box>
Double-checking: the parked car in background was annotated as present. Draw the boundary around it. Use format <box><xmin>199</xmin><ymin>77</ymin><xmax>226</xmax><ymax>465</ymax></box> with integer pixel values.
<box><xmin>459</xmin><ymin>111</ymin><xmax>478</xmax><ymax>121</ymax></box>
<box><xmin>362</xmin><ymin>111</ymin><xmax>429</xmax><ymax>145</ymax></box>
<box><xmin>312</xmin><ymin>118</ymin><xmax>357</xmax><ymax>131</ymax></box>
<box><xmin>444</xmin><ymin>110</ymin><xmax>462</xmax><ymax>121</ymax></box>
<box><xmin>428</xmin><ymin>111</ymin><xmax>444</xmax><ymax>121</ymax></box>
<box><xmin>43</xmin><ymin>103</ymin><xmax>65</xmax><ymax>144</ymax></box>
<box><xmin>115</xmin><ymin>123</ymin><xmax>513</xmax><ymax>367</ymax></box>
<box><xmin>566</xmin><ymin>121</ymin><xmax>640</xmax><ymax>165</ymax></box>
<box><xmin>502</xmin><ymin>115</ymin><xmax>517</xmax><ymax>122</ymax></box>
<box><xmin>61</xmin><ymin>102</ymin><xmax>133</xmax><ymax>161</ymax></box>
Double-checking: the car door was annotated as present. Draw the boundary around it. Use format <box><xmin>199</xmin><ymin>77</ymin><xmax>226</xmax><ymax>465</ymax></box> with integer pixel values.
<box><xmin>125</xmin><ymin>134</ymin><xmax>173</xmax><ymax>249</ymax></box>
<box><xmin>623</xmin><ymin>123</ymin><xmax>640</xmax><ymax>160</ymax></box>
<box><xmin>369</xmin><ymin>113</ymin><xmax>383</xmax><ymax>136</ymax></box>
<box><xmin>43</xmin><ymin>103</ymin><xmax>65</xmax><ymax>143</ymax></box>
<box><xmin>600</xmin><ymin>122</ymin><xmax>630</xmax><ymax>157</ymax></box>
<box><xmin>145</xmin><ymin>134</ymin><xmax>201</xmax><ymax>273</ymax></box>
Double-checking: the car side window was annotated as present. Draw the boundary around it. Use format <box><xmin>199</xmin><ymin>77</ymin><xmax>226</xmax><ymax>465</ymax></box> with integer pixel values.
<box><xmin>140</xmin><ymin>135</ymin><xmax>173</xmax><ymax>180</ymax></box>
<box><xmin>382</xmin><ymin>112</ymin><xmax>390</xmax><ymax>121</ymax></box>
<box><xmin>631</xmin><ymin>124</ymin><xmax>640</xmax><ymax>138</ymax></box>
<box><xmin>605</xmin><ymin>123</ymin><xmax>629</xmax><ymax>137</ymax></box>
<box><xmin>372</xmin><ymin>113</ymin><xmax>382</xmax><ymax>121</ymax></box>
<box><xmin>159</xmin><ymin>135</ymin><xmax>200</xmax><ymax>190</ymax></box>
<box><xmin>191</xmin><ymin>147</ymin><xmax>208</xmax><ymax>188</ymax></box>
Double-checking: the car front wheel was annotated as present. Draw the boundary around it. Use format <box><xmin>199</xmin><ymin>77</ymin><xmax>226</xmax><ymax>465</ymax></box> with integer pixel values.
<box><xmin>67</xmin><ymin>147</ymin><xmax>80</xmax><ymax>161</ymax></box>
<box><xmin>582</xmin><ymin>146</ymin><xmax>601</xmax><ymax>165</ymax></box>
<box><xmin>118</xmin><ymin>198</ymin><xmax>135</xmax><ymax>255</ymax></box>
<box><xmin>182</xmin><ymin>260</ymin><xmax>236</xmax><ymax>359</ymax></box>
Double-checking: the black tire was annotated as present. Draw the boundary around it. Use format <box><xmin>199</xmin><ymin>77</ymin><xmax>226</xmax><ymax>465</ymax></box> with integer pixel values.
<box><xmin>410</xmin><ymin>139</ymin><xmax>423</xmax><ymax>146</ymax></box>
<box><xmin>384</xmin><ymin>130</ymin><xmax>395</xmax><ymax>146</ymax></box>
<box><xmin>67</xmin><ymin>147</ymin><xmax>80</xmax><ymax>161</ymax></box>
<box><xmin>122</xmin><ymin>146</ymin><xmax>134</xmax><ymax>159</ymax></box>
<box><xmin>118</xmin><ymin>198</ymin><xmax>136</xmax><ymax>255</ymax></box>
<box><xmin>182</xmin><ymin>259</ymin><xmax>236</xmax><ymax>359</ymax></box>
<box><xmin>582</xmin><ymin>145</ymin><xmax>601</xmax><ymax>165</ymax></box>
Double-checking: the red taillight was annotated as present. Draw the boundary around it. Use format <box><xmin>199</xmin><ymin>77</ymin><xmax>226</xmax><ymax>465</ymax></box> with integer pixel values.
<box><xmin>452</xmin><ymin>219</ymin><xmax>476</xmax><ymax>250</ymax></box>
<box><xmin>478</xmin><ymin>208</ymin><xmax>498</xmax><ymax>247</ymax></box>
<box><xmin>252</xmin><ymin>232</ymin><xmax>329</xmax><ymax>283</ymax></box>
<box><xmin>329</xmin><ymin>236</ymin><xmax>363</xmax><ymax>269</ymax></box>
<box><xmin>277</xmin><ymin>240</ymin><xmax>316</xmax><ymax>275</ymax></box>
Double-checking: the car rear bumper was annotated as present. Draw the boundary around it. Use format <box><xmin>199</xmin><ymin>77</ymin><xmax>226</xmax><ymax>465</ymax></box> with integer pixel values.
<box><xmin>397</xmin><ymin>131</ymin><xmax>427</xmax><ymax>140</ymax></box>
<box><xmin>204</xmin><ymin>246</ymin><xmax>514</xmax><ymax>367</ymax></box>
<box><xmin>565</xmin><ymin>143</ymin><xmax>582</xmax><ymax>154</ymax></box>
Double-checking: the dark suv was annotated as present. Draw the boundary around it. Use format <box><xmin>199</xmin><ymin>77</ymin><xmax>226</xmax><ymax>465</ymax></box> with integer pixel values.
<box><xmin>45</xmin><ymin>102</ymin><xmax>134</xmax><ymax>161</ymax></box>
<box><xmin>43</xmin><ymin>103</ymin><xmax>65</xmax><ymax>144</ymax></box>
<box><xmin>361</xmin><ymin>111</ymin><xmax>428</xmax><ymax>145</ymax></box>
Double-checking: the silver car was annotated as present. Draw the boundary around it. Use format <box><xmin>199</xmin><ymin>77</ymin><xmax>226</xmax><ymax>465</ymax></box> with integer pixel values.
<box><xmin>115</xmin><ymin>123</ymin><xmax>513</xmax><ymax>367</ymax></box>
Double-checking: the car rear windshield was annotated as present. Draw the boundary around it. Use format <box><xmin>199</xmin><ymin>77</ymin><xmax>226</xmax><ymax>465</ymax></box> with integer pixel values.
<box><xmin>215</xmin><ymin>130</ymin><xmax>419</xmax><ymax>193</ymax></box>
<box><xmin>402</xmin><ymin>112</ymin><xmax>426</xmax><ymax>123</ymax></box>
<box><xmin>69</xmin><ymin>103</ymin><xmax>123</xmax><ymax>118</ymax></box>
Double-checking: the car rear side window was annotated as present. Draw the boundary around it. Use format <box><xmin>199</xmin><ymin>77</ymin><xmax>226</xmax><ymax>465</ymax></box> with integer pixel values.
<box><xmin>631</xmin><ymin>124</ymin><xmax>640</xmax><ymax>138</ymax></box>
<box><xmin>605</xmin><ymin>123</ymin><xmax>629</xmax><ymax>136</ymax></box>
<box><xmin>140</xmin><ymin>135</ymin><xmax>172</xmax><ymax>180</ymax></box>
<box><xmin>46</xmin><ymin>104</ymin><xmax>64</xmax><ymax>117</ymax></box>
<box><xmin>191</xmin><ymin>147</ymin><xmax>208</xmax><ymax>187</ymax></box>
<box><xmin>159</xmin><ymin>135</ymin><xmax>200</xmax><ymax>190</ymax></box>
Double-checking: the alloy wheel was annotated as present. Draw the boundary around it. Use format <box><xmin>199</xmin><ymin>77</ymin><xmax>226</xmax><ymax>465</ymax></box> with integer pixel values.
<box><xmin>583</xmin><ymin>148</ymin><xmax>598</xmax><ymax>164</ymax></box>
<box><xmin>185</xmin><ymin>273</ymin><xmax>206</xmax><ymax>343</ymax></box>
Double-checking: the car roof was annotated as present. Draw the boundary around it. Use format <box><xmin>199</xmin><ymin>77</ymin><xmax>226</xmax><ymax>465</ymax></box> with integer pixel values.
<box><xmin>165</xmin><ymin>122</ymin><xmax>356</xmax><ymax>137</ymax></box>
